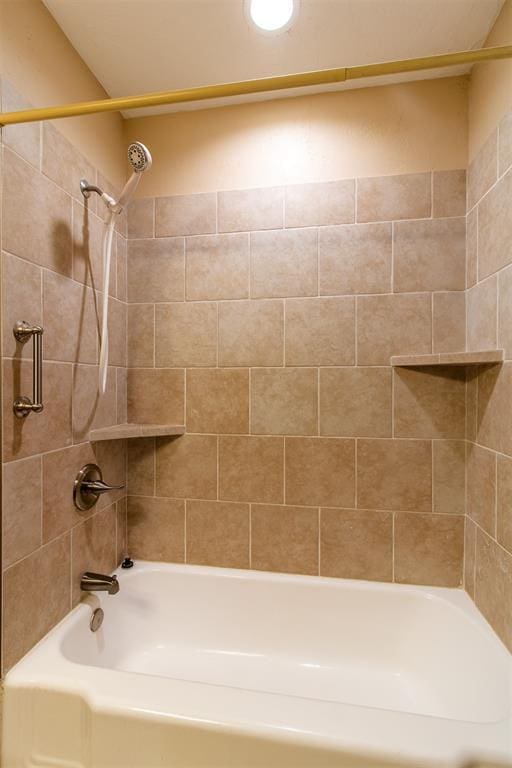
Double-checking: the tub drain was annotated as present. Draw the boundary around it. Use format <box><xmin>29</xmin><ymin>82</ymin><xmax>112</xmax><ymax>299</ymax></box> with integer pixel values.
<box><xmin>90</xmin><ymin>607</ymin><xmax>104</xmax><ymax>632</ymax></box>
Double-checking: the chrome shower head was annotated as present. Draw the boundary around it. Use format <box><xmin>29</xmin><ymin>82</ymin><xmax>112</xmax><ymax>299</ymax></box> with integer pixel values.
<box><xmin>128</xmin><ymin>142</ymin><xmax>152</xmax><ymax>172</ymax></box>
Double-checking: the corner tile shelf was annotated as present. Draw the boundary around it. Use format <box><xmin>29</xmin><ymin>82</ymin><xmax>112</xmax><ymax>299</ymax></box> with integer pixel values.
<box><xmin>391</xmin><ymin>350</ymin><xmax>504</xmax><ymax>367</ymax></box>
<box><xmin>88</xmin><ymin>424</ymin><xmax>185</xmax><ymax>441</ymax></box>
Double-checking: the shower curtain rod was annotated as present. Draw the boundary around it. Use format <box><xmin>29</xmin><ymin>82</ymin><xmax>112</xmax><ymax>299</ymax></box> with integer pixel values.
<box><xmin>1</xmin><ymin>44</ymin><xmax>511</xmax><ymax>126</ymax></box>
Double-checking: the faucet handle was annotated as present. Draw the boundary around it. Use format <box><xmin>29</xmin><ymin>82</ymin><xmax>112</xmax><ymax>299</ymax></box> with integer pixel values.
<box><xmin>74</xmin><ymin>463</ymin><xmax>125</xmax><ymax>511</ymax></box>
<box><xmin>82</xmin><ymin>479</ymin><xmax>125</xmax><ymax>494</ymax></box>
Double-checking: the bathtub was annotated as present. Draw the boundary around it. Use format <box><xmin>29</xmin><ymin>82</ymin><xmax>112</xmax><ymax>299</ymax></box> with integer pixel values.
<box><xmin>3</xmin><ymin>562</ymin><xmax>512</xmax><ymax>768</ymax></box>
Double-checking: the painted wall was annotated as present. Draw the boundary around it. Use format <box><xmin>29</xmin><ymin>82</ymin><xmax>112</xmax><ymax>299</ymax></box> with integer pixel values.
<box><xmin>125</xmin><ymin>76</ymin><xmax>469</xmax><ymax>197</ymax></box>
<box><xmin>468</xmin><ymin>0</ymin><xmax>512</xmax><ymax>161</ymax></box>
<box><xmin>0</xmin><ymin>0</ymin><xmax>126</xmax><ymax>187</ymax></box>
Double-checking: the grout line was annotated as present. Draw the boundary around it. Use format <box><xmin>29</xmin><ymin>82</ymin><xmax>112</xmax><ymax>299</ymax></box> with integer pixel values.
<box><xmin>391</xmin><ymin>512</ymin><xmax>395</xmax><ymax>583</ymax></box>
<box><xmin>317</xmin><ymin>507</ymin><xmax>321</xmax><ymax>576</ymax></box>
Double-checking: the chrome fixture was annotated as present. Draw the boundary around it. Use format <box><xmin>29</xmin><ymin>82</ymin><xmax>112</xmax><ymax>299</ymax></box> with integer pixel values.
<box><xmin>90</xmin><ymin>607</ymin><xmax>104</xmax><ymax>632</ymax></box>
<box><xmin>73</xmin><ymin>463</ymin><xmax>125</xmax><ymax>511</ymax></box>
<box><xmin>81</xmin><ymin>572</ymin><xmax>119</xmax><ymax>596</ymax></box>
<box><xmin>13</xmin><ymin>321</ymin><xmax>44</xmax><ymax>418</ymax></box>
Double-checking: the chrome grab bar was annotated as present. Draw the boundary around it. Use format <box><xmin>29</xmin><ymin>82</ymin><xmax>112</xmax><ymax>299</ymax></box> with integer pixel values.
<box><xmin>13</xmin><ymin>320</ymin><xmax>44</xmax><ymax>418</ymax></box>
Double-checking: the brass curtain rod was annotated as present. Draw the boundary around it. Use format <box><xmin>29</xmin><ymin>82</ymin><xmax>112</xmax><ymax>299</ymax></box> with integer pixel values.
<box><xmin>1</xmin><ymin>44</ymin><xmax>511</xmax><ymax>126</ymax></box>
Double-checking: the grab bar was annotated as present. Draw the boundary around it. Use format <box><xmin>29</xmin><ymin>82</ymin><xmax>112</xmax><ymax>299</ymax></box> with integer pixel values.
<box><xmin>13</xmin><ymin>321</ymin><xmax>44</xmax><ymax>418</ymax></box>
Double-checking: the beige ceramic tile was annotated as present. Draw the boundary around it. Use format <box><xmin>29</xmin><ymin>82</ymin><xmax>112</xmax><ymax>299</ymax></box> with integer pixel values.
<box><xmin>356</xmin><ymin>173</ymin><xmax>431</xmax><ymax>222</ymax></box>
<box><xmin>251</xmin><ymin>504</ymin><xmax>318</xmax><ymax>575</ymax></box>
<box><xmin>478</xmin><ymin>166</ymin><xmax>512</xmax><ymax>279</ymax></box>
<box><xmin>498</xmin><ymin>264</ymin><xmax>512</xmax><ymax>359</ymax></box>
<box><xmin>497</xmin><ymin>453</ymin><xmax>512</xmax><ymax>554</ymax></box>
<box><xmin>156</xmin><ymin>193</ymin><xmax>216</xmax><ymax>237</ymax></box>
<box><xmin>466</xmin><ymin>443</ymin><xmax>497</xmax><ymax>536</ymax></box>
<box><xmin>2</xmin><ymin>251</ymin><xmax>42</xmax><ymax>359</ymax></box>
<box><xmin>464</xmin><ymin>517</ymin><xmax>477</xmax><ymax>599</ymax></box>
<box><xmin>466</xmin><ymin>371</ymin><xmax>478</xmax><ymax>442</ymax></box>
<box><xmin>251</xmin><ymin>368</ymin><xmax>318</xmax><ymax>435</ymax></box>
<box><xmin>478</xmin><ymin>363</ymin><xmax>512</xmax><ymax>456</ymax></box>
<box><xmin>186</xmin><ymin>369</ymin><xmax>249</xmax><ymax>434</ymax></box>
<box><xmin>116</xmin><ymin>233</ymin><xmax>127</xmax><ymax>301</ymax></box>
<box><xmin>320</xmin><ymin>508</ymin><xmax>392</xmax><ymax>581</ymax></box>
<box><xmin>467</xmin><ymin>276</ymin><xmax>497</xmax><ymax>351</ymax></box>
<box><xmin>467</xmin><ymin>129</ymin><xmax>498</xmax><ymax>211</ymax></box>
<box><xmin>393</xmin><ymin>367</ymin><xmax>466</xmax><ymax>439</ymax></box>
<box><xmin>116</xmin><ymin>367</ymin><xmax>127</xmax><ymax>424</ymax></box>
<box><xmin>432</xmin><ymin>170</ymin><xmax>466</xmax><ymax>218</ymax></box>
<box><xmin>72</xmin><ymin>363</ymin><xmax>117</xmax><ymax>443</ymax></box>
<box><xmin>320</xmin><ymin>367</ymin><xmax>391</xmax><ymax>438</ymax></box>
<box><xmin>128</xmin><ymin>304</ymin><xmax>154</xmax><ymax>367</ymax></box>
<box><xmin>42</xmin><ymin>123</ymin><xmax>95</xmax><ymax>200</ymax></box>
<box><xmin>3</xmin><ymin>360</ymin><xmax>73</xmax><ymax>461</ymax></box>
<box><xmin>3</xmin><ymin>533</ymin><xmax>71</xmax><ymax>670</ymax></box>
<box><xmin>3</xmin><ymin>456</ymin><xmax>42</xmax><ymax>568</ymax></box>
<box><xmin>357</xmin><ymin>439</ymin><xmax>432</xmax><ymax>512</ymax></box>
<box><xmin>128</xmin><ymin>438</ymin><xmax>155</xmax><ymax>495</ymax></box>
<box><xmin>3</xmin><ymin>148</ymin><xmax>72</xmax><ymax>276</ymax></box>
<box><xmin>218</xmin><ymin>187</ymin><xmax>283</xmax><ymax>232</ymax></box>
<box><xmin>250</xmin><ymin>228</ymin><xmax>318</xmax><ymax>299</ymax></box>
<box><xmin>393</xmin><ymin>218</ymin><xmax>466</xmax><ymax>293</ymax></box>
<box><xmin>285</xmin><ymin>437</ymin><xmax>355</xmax><ymax>508</ymax></box>
<box><xmin>107</xmin><ymin>298</ymin><xmax>127</xmax><ymax>368</ymax></box>
<box><xmin>219</xmin><ymin>300</ymin><xmax>283</xmax><ymax>367</ymax></box>
<box><xmin>128</xmin><ymin>368</ymin><xmax>184</xmax><ymax>425</ymax></box>
<box><xmin>433</xmin><ymin>440</ymin><xmax>465</xmax><ymax>515</ymax></box>
<box><xmin>356</xmin><ymin>293</ymin><xmax>432</xmax><ymax>366</ymax></box>
<box><xmin>71</xmin><ymin>505</ymin><xmax>117</xmax><ymax>604</ymax></box>
<box><xmin>156</xmin><ymin>302</ymin><xmax>217</xmax><ymax>367</ymax></box>
<box><xmin>466</xmin><ymin>207</ymin><xmax>478</xmax><ymax>288</ymax></box>
<box><xmin>117</xmin><ymin>498</ymin><xmax>128</xmax><ymax>565</ymax></box>
<box><xmin>285</xmin><ymin>297</ymin><xmax>355</xmax><ymax>366</ymax></box>
<box><xmin>127</xmin><ymin>198</ymin><xmax>154</xmax><ymax>238</ymax></box>
<box><xmin>219</xmin><ymin>435</ymin><xmax>284</xmax><ymax>504</ymax></box>
<box><xmin>475</xmin><ymin>528</ymin><xmax>512</xmax><ymax>652</ymax></box>
<box><xmin>285</xmin><ymin>180</ymin><xmax>354</xmax><ymax>228</ymax></box>
<box><xmin>186</xmin><ymin>233</ymin><xmax>249</xmax><ymax>300</ymax></box>
<box><xmin>128</xmin><ymin>497</ymin><xmax>185</xmax><ymax>562</ymax></box>
<box><xmin>42</xmin><ymin>443</ymin><xmax>96</xmax><ymax>543</ymax></box>
<box><xmin>394</xmin><ymin>512</ymin><xmax>464</xmax><ymax>587</ymax></box>
<box><xmin>128</xmin><ymin>237</ymin><xmax>185</xmax><ymax>302</ymax></box>
<box><xmin>186</xmin><ymin>500</ymin><xmax>250</xmax><ymax>568</ymax></box>
<box><xmin>43</xmin><ymin>270</ymin><xmax>97</xmax><ymax>364</ymax></box>
<box><xmin>499</xmin><ymin>110</ymin><xmax>512</xmax><ymax>177</ymax></box>
<box><xmin>72</xmin><ymin>200</ymin><xmax>104</xmax><ymax>289</ymax></box>
<box><xmin>156</xmin><ymin>434</ymin><xmax>217</xmax><ymax>499</ymax></box>
<box><xmin>319</xmin><ymin>222</ymin><xmax>392</xmax><ymax>295</ymax></box>
<box><xmin>1</xmin><ymin>80</ymin><xmax>40</xmax><ymax>168</ymax></box>
<box><xmin>433</xmin><ymin>292</ymin><xmax>466</xmax><ymax>353</ymax></box>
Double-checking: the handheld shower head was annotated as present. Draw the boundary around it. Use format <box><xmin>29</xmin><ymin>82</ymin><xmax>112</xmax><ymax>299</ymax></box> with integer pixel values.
<box><xmin>128</xmin><ymin>142</ymin><xmax>152</xmax><ymax>172</ymax></box>
<box><xmin>111</xmin><ymin>141</ymin><xmax>152</xmax><ymax>212</ymax></box>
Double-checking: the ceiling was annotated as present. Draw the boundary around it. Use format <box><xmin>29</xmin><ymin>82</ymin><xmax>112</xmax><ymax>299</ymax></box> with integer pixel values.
<box><xmin>43</xmin><ymin>0</ymin><xmax>505</xmax><ymax>118</ymax></box>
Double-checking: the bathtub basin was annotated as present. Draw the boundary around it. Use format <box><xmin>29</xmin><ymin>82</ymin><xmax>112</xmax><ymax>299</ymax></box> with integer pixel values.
<box><xmin>3</xmin><ymin>561</ymin><xmax>512</xmax><ymax>767</ymax></box>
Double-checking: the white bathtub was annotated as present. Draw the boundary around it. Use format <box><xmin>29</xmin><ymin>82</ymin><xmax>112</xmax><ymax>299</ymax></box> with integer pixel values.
<box><xmin>3</xmin><ymin>562</ymin><xmax>512</xmax><ymax>768</ymax></box>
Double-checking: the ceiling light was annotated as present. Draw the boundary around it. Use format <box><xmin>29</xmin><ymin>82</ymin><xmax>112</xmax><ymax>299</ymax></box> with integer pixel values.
<box><xmin>248</xmin><ymin>0</ymin><xmax>297</xmax><ymax>33</ymax></box>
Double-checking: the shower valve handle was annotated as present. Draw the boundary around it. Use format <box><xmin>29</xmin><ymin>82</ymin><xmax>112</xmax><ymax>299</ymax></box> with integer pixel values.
<box><xmin>81</xmin><ymin>479</ymin><xmax>125</xmax><ymax>494</ymax></box>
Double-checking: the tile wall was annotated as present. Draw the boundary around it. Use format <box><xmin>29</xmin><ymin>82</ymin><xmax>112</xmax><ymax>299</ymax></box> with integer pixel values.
<box><xmin>126</xmin><ymin>168</ymin><xmax>468</xmax><ymax>592</ymax></box>
<box><xmin>464</xmin><ymin>107</ymin><xmax>512</xmax><ymax>652</ymax></box>
<box><xmin>0</xmin><ymin>80</ymin><xmax>128</xmax><ymax>671</ymax></box>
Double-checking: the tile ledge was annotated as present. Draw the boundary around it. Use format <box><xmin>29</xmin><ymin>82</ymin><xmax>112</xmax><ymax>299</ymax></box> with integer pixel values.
<box><xmin>89</xmin><ymin>424</ymin><xmax>185</xmax><ymax>441</ymax></box>
<box><xmin>391</xmin><ymin>350</ymin><xmax>504</xmax><ymax>367</ymax></box>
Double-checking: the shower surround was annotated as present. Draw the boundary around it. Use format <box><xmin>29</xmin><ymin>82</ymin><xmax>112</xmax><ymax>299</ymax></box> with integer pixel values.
<box><xmin>1</xmin><ymin>72</ymin><xmax>511</xmax><ymax>677</ymax></box>
<box><xmin>0</xmin><ymin>79</ymin><xmax>129</xmax><ymax>672</ymax></box>
<box><xmin>125</xmin><ymin>172</ymin><xmax>468</xmax><ymax>586</ymax></box>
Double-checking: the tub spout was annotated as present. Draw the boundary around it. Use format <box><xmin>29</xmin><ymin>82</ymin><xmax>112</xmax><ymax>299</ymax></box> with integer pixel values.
<box><xmin>80</xmin><ymin>572</ymin><xmax>120</xmax><ymax>595</ymax></box>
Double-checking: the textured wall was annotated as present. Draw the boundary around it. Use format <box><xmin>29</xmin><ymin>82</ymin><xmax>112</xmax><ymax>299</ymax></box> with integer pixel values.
<box><xmin>125</xmin><ymin>170</ymin><xmax>467</xmax><ymax>589</ymax></box>
<box><xmin>125</xmin><ymin>76</ymin><xmax>468</xmax><ymax>198</ymax></box>
<box><xmin>464</xmin><ymin>107</ymin><xmax>512</xmax><ymax>652</ymax></box>
<box><xmin>0</xmin><ymin>79</ymin><xmax>128</xmax><ymax>672</ymax></box>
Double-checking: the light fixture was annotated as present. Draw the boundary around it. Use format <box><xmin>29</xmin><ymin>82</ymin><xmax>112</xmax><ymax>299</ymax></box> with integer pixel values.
<box><xmin>247</xmin><ymin>0</ymin><xmax>298</xmax><ymax>33</ymax></box>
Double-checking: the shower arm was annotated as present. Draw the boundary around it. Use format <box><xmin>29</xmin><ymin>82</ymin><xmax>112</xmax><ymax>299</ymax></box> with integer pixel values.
<box><xmin>0</xmin><ymin>45</ymin><xmax>511</xmax><ymax>126</ymax></box>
